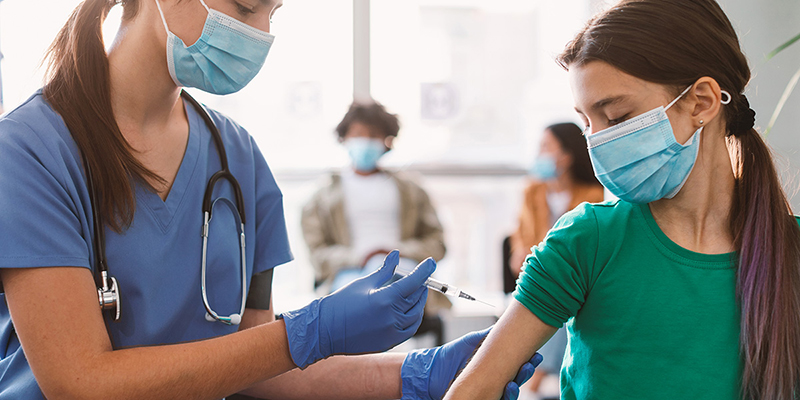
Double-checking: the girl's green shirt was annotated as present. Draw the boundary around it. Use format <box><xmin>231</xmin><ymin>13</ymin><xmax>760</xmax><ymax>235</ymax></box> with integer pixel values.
<box><xmin>515</xmin><ymin>199</ymin><xmax>800</xmax><ymax>399</ymax></box>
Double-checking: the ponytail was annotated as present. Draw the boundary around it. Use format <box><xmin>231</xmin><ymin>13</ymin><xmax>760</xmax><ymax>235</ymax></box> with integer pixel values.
<box><xmin>728</xmin><ymin>101</ymin><xmax>800</xmax><ymax>399</ymax></box>
<box><xmin>43</xmin><ymin>0</ymin><xmax>159</xmax><ymax>233</ymax></box>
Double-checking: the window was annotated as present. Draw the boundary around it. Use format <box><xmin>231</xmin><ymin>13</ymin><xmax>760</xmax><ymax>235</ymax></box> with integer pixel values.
<box><xmin>369</xmin><ymin>0</ymin><xmax>591</xmax><ymax>293</ymax></box>
<box><xmin>371</xmin><ymin>0</ymin><xmax>589</xmax><ymax>169</ymax></box>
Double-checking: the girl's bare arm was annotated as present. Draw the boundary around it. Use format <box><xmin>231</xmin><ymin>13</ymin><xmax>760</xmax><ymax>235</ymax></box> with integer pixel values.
<box><xmin>444</xmin><ymin>300</ymin><xmax>557</xmax><ymax>400</ymax></box>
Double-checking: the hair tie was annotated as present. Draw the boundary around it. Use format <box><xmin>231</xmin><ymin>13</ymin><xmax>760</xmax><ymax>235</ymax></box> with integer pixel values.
<box><xmin>728</xmin><ymin>95</ymin><xmax>755</xmax><ymax>137</ymax></box>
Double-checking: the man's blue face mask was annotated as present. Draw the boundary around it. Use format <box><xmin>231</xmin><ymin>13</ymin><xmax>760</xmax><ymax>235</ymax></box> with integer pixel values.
<box><xmin>345</xmin><ymin>137</ymin><xmax>386</xmax><ymax>172</ymax></box>
<box><xmin>585</xmin><ymin>86</ymin><xmax>703</xmax><ymax>204</ymax></box>
<box><xmin>155</xmin><ymin>0</ymin><xmax>275</xmax><ymax>95</ymax></box>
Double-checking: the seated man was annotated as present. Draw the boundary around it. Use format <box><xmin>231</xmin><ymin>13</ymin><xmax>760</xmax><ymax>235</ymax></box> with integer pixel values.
<box><xmin>301</xmin><ymin>100</ymin><xmax>450</xmax><ymax>344</ymax></box>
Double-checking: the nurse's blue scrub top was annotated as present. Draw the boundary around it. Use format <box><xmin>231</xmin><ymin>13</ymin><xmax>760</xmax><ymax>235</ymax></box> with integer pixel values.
<box><xmin>0</xmin><ymin>91</ymin><xmax>293</xmax><ymax>398</ymax></box>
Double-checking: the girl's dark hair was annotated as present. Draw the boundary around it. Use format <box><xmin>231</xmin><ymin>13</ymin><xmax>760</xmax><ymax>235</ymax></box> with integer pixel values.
<box><xmin>558</xmin><ymin>1</ymin><xmax>800</xmax><ymax>399</ymax></box>
<box><xmin>44</xmin><ymin>0</ymin><xmax>158</xmax><ymax>233</ymax></box>
<box><xmin>335</xmin><ymin>101</ymin><xmax>400</xmax><ymax>140</ymax></box>
<box><xmin>545</xmin><ymin>122</ymin><xmax>600</xmax><ymax>186</ymax></box>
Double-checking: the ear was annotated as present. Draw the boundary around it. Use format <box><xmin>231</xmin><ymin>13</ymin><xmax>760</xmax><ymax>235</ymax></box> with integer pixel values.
<box><xmin>689</xmin><ymin>77</ymin><xmax>723</xmax><ymax>128</ymax></box>
<box><xmin>384</xmin><ymin>136</ymin><xmax>394</xmax><ymax>151</ymax></box>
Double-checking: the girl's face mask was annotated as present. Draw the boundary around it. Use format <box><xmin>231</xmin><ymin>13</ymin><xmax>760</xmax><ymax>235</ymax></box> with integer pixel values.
<box><xmin>585</xmin><ymin>85</ymin><xmax>701</xmax><ymax>203</ymax></box>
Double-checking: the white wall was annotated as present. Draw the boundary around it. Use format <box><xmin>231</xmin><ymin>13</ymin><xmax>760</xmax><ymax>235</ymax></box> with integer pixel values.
<box><xmin>719</xmin><ymin>0</ymin><xmax>800</xmax><ymax>210</ymax></box>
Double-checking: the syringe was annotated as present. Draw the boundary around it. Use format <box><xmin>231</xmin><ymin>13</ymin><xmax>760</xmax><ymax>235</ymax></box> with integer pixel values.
<box><xmin>423</xmin><ymin>276</ymin><xmax>494</xmax><ymax>307</ymax></box>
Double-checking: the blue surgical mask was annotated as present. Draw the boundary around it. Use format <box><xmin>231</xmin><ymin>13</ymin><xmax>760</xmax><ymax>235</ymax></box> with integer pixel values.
<box><xmin>528</xmin><ymin>155</ymin><xmax>558</xmax><ymax>180</ymax></box>
<box><xmin>154</xmin><ymin>0</ymin><xmax>275</xmax><ymax>95</ymax></box>
<box><xmin>586</xmin><ymin>86</ymin><xmax>701</xmax><ymax>203</ymax></box>
<box><xmin>345</xmin><ymin>138</ymin><xmax>386</xmax><ymax>172</ymax></box>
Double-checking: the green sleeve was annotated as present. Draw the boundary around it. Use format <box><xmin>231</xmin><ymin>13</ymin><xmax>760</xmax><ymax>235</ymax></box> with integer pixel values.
<box><xmin>513</xmin><ymin>202</ymin><xmax>599</xmax><ymax>327</ymax></box>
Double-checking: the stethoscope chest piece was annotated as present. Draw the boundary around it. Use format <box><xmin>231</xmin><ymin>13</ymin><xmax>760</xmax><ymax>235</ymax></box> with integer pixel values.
<box><xmin>98</xmin><ymin>271</ymin><xmax>121</xmax><ymax>321</ymax></box>
<box><xmin>87</xmin><ymin>90</ymin><xmax>242</xmax><ymax>326</ymax></box>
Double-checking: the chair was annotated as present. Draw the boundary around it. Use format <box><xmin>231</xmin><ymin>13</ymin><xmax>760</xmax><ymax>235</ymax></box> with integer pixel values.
<box><xmin>502</xmin><ymin>236</ymin><xmax>516</xmax><ymax>294</ymax></box>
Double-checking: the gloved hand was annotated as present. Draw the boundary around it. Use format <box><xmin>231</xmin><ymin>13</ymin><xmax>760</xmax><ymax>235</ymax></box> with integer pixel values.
<box><xmin>502</xmin><ymin>353</ymin><xmax>541</xmax><ymax>400</ymax></box>
<box><xmin>283</xmin><ymin>250</ymin><xmax>434</xmax><ymax>369</ymax></box>
<box><xmin>401</xmin><ymin>327</ymin><xmax>543</xmax><ymax>400</ymax></box>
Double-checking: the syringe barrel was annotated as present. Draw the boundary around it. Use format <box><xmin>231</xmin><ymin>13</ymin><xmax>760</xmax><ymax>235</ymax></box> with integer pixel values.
<box><xmin>424</xmin><ymin>277</ymin><xmax>461</xmax><ymax>297</ymax></box>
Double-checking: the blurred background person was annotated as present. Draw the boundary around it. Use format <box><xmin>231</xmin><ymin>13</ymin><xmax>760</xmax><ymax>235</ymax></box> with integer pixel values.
<box><xmin>301</xmin><ymin>100</ymin><xmax>451</xmax><ymax>345</ymax></box>
<box><xmin>505</xmin><ymin>122</ymin><xmax>603</xmax><ymax>399</ymax></box>
<box><xmin>509</xmin><ymin>122</ymin><xmax>603</xmax><ymax>277</ymax></box>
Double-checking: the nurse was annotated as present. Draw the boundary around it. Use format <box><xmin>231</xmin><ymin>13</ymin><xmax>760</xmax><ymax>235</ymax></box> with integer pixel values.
<box><xmin>445</xmin><ymin>0</ymin><xmax>800</xmax><ymax>399</ymax></box>
<box><xmin>0</xmin><ymin>0</ymin><xmax>538</xmax><ymax>399</ymax></box>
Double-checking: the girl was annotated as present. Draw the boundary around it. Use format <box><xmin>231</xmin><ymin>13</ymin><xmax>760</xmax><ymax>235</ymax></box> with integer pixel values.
<box><xmin>446</xmin><ymin>0</ymin><xmax>800</xmax><ymax>399</ymax></box>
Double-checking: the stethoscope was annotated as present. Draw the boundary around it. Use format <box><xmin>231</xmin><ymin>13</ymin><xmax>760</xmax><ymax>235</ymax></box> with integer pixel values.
<box><xmin>86</xmin><ymin>90</ymin><xmax>248</xmax><ymax>326</ymax></box>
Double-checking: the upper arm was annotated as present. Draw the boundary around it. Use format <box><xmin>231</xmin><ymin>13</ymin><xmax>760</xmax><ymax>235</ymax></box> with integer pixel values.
<box><xmin>0</xmin><ymin>115</ymin><xmax>110</xmax><ymax>396</ymax></box>
<box><xmin>240</xmin><ymin>269</ymin><xmax>276</xmax><ymax>331</ymax></box>
<box><xmin>514</xmin><ymin>204</ymin><xmax>599</xmax><ymax>327</ymax></box>
<box><xmin>445</xmin><ymin>300</ymin><xmax>557</xmax><ymax>400</ymax></box>
<box><xmin>251</xmin><ymin>139</ymin><xmax>293</xmax><ymax>274</ymax></box>
<box><xmin>0</xmin><ymin>119</ymin><xmax>91</xmax><ymax>272</ymax></box>
<box><xmin>0</xmin><ymin>267</ymin><xmax>113</xmax><ymax>397</ymax></box>
<box><xmin>239</xmin><ymin>306</ymin><xmax>275</xmax><ymax>331</ymax></box>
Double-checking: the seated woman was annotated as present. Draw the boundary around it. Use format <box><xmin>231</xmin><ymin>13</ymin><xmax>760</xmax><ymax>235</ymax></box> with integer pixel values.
<box><xmin>446</xmin><ymin>0</ymin><xmax>800</xmax><ymax>399</ymax></box>
<box><xmin>509</xmin><ymin>122</ymin><xmax>604</xmax><ymax>278</ymax></box>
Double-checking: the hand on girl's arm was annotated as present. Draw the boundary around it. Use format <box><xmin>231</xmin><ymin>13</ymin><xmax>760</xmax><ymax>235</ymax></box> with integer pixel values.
<box><xmin>241</xmin><ymin>311</ymin><xmax>543</xmax><ymax>400</ymax></box>
<box><xmin>444</xmin><ymin>300</ymin><xmax>558</xmax><ymax>400</ymax></box>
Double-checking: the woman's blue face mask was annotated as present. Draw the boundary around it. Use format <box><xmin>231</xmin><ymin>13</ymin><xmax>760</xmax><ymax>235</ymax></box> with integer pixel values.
<box><xmin>154</xmin><ymin>0</ymin><xmax>275</xmax><ymax>95</ymax></box>
<box><xmin>585</xmin><ymin>86</ymin><xmax>701</xmax><ymax>203</ymax></box>
<box><xmin>528</xmin><ymin>155</ymin><xmax>559</xmax><ymax>181</ymax></box>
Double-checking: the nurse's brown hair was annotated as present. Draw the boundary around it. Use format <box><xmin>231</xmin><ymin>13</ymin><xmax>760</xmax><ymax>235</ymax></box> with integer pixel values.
<box><xmin>43</xmin><ymin>0</ymin><xmax>158</xmax><ymax>233</ymax></box>
<box><xmin>558</xmin><ymin>0</ymin><xmax>800</xmax><ymax>399</ymax></box>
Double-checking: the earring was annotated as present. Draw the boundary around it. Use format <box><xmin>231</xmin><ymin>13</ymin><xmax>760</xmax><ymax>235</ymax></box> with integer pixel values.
<box><xmin>699</xmin><ymin>119</ymin><xmax>704</xmax><ymax>125</ymax></box>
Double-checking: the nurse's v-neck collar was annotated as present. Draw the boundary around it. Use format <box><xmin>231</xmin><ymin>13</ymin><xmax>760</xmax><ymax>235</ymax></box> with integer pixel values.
<box><xmin>137</xmin><ymin>98</ymin><xmax>202</xmax><ymax>232</ymax></box>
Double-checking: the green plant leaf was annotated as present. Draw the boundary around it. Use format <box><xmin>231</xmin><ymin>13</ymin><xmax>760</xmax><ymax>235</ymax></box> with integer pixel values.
<box><xmin>764</xmin><ymin>64</ymin><xmax>800</xmax><ymax>136</ymax></box>
<box><xmin>766</xmin><ymin>32</ymin><xmax>800</xmax><ymax>61</ymax></box>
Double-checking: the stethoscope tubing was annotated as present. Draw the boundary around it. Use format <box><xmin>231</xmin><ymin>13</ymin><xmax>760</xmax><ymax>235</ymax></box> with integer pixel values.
<box><xmin>87</xmin><ymin>90</ymin><xmax>249</xmax><ymax>326</ymax></box>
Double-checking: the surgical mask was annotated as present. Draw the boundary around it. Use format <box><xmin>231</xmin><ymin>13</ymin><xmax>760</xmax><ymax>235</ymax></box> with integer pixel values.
<box><xmin>586</xmin><ymin>86</ymin><xmax>700</xmax><ymax>203</ymax></box>
<box><xmin>154</xmin><ymin>0</ymin><xmax>275</xmax><ymax>95</ymax></box>
<box><xmin>345</xmin><ymin>138</ymin><xmax>386</xmax><ymax>172</ymax></box>
<box><xmin>528</xmin><ymin>155</ymin><xmax>558</xmax><ymax>180</ymax></box>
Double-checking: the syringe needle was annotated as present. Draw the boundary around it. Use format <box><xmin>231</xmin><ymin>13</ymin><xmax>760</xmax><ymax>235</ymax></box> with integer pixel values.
<box><xmin>475</xmin><ymin>298</ymin><xmax>495</xmax><ymax>308</ymax></box>
<box><xmin>458</xmin><ymin>291</ymin><xmax>495</xmax><ymax>307</ymax></box>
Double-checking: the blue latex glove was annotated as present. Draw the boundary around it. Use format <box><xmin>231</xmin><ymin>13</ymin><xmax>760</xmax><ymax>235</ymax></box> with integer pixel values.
<box><xmin>503</xmin><ymin>353</ymin><xmax>541</xmax><ymax>400</ymax></box>
<box><xmin>283</xmin><ymin>250</ymin><xmax>434</xmax><ymax>369</ymax></box>
<box><xmin>401</xmin><ymin>327</ymin><xmax>543</xmax><ymax>400</ymax></box>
